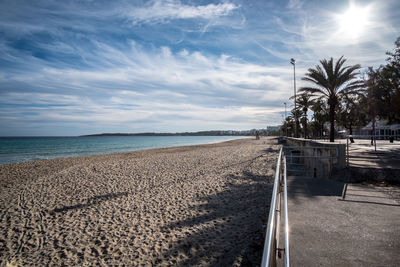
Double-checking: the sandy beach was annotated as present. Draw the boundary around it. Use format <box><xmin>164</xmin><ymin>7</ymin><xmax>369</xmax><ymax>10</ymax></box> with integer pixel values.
<box><xmin>0</xmin><ymin>137</ymin><xmax>279</xmax><ymax>266</ymax></box>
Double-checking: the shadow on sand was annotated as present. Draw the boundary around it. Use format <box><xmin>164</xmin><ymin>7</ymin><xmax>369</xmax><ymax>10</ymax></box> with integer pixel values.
<box><xmin>160</xmin><ymin>170</ymin><xmax>273</xmax><ymax>266</ymax></box>
<box><xmin>50</xmin><ymin>192</ymin><xmax>129</xmax><ymax>214</ymax></box>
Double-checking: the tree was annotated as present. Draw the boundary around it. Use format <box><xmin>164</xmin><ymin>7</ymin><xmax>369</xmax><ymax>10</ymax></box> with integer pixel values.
<box><xmin>299</xmin><ymin>56</ymin><xmax>363</xmax><ymax>142</ymax></box>
<box><xmin>291</xmin><ymin>92</ymin><xmax>314</xmax><ymax>138</ymax></box>
<box><xmin>290</xmin><ymin>108</ymin><xmax>302</xmax><ymax>137</ymax></box>
<box><xmin>281</xmin><ymin>115</ymin><xmax>295</xmax><ymax>137</ymax></box>
<box><xmin>310</xmin><ymin>99</ymin><xmax>328</xmax><ymax>138</ymax></box>
<box><xmin>363</xmin><ymin>37</ymin><xmax>400</xmax><ymax>128</ymax></box>
<box><xmin>338</xmin><ymin>94</ymin><xmax>367</xmax><ymax>135</ymax></box>
<box><xmin>386</xmin><ymin>37</ymin><xmax>400</xmax><ymax>89</ymax></box>
<box><xmin>363</xmin><ymin>67</ymin><xmax>379</xmax><ymax>138</ymax></box>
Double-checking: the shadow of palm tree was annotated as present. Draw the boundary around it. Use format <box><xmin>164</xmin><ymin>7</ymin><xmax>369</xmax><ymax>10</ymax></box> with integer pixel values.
<box><xmin>286</xmin><ymin>176</ymin><xmax>344</xmax><ymax>204</ymax></box>
<box><xmin>338</xmin><ymin>199</ymin><xmax>400</xmax><ymax>207</ymax></box>
<box><xmin>262</xmin><ymin>147</ymin><xmax>277</xmax><ymax>153</ymax></box>
<box><xmin>160</xmin><ymin>170</ymin><xmax>273</xmax><ymax>266</ymax></box>
<box><xmin>50</xmin><ymin>192</ymin><xmax>129</xmax><ymax>214</ymax></box>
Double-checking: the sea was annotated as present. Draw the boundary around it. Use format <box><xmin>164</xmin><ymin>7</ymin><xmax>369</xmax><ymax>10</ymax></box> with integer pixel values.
<box><xmin>0</xmin><ymin>136</ymin><xmax>245</xmax><ymax>165</ymax></box>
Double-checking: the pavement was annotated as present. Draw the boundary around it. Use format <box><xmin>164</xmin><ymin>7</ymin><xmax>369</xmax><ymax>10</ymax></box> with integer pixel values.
<box><xmin>285</xmin><ymin>138</ymin><xmax>400</xmax><ymax>267</ymax></box>
<box><xmin>286</xmin><ymin>175</ymin><xmax>400</xmax><ymax>266</ymax></box>
<box><xmin>313</xmin><ymin>138</ymin><xmax>400</xmax><ymax>169</ymax></box>
<box><xmin>347</xmin><ymin>139</ymin><xmax>400</xmax><ymax>170</ymax></box>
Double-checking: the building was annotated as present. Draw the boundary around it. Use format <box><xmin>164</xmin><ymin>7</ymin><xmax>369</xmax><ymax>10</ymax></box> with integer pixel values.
<box><xmin>353</xmin><ymin>120</ymin><xmax>400</xmax><ymax>139</ymax></box>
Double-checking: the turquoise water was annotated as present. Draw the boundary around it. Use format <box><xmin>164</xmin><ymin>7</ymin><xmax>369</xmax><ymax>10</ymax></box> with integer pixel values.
<box><xmin>0</xmin><ymin>136</ymin><xmax>244</xmax><ymax>165</ymax></box>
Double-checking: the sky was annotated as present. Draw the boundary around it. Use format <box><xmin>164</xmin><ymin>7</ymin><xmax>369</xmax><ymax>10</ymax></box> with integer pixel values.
<box><xmin>0</xmin><ymin>0</ymin><xmax>399</xmax><ymax>136</ymax></box>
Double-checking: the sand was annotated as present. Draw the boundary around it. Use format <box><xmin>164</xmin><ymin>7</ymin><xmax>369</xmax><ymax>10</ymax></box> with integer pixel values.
<box><xmin>0</xmin><ymin>137</ymin><xmax>279</xmax><ymax>266</ymax></box>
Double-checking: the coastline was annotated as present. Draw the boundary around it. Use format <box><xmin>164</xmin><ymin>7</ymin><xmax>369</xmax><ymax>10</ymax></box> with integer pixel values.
<box><xmin>0</xmin><ymin>136</ymin><xmax>248</xmax><ymax>165</ymax></box>
<box><xmin>0</xmin><ymin>137</ymin><xmax>279</xmax><ymax>266</ymax></box>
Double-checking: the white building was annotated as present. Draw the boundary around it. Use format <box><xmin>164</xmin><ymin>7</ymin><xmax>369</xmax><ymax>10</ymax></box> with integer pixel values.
<box><xmin>353</xmin><ymin>120</ymin><xmax>400</xmax><ymax>139</ymax></box>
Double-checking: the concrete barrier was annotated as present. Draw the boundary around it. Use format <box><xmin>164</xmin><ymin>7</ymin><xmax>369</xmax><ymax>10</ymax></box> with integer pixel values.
<box><xmin>283</xmin><ymin>137</ymin><xmax>346</xmax><ymax>178</ymax></box>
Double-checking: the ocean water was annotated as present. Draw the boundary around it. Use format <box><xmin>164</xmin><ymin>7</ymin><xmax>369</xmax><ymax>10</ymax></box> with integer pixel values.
<box><xmin>0</xmin><ymin>136</ymin><xmax>245</xmax><ymax>165</ymax></box>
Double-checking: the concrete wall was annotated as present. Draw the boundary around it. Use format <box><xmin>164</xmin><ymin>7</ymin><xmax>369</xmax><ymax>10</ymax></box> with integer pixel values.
<box><xmin>282</xmin><ymin>137</ymin><xmax>346</xmax><ymax>178</ymax></box>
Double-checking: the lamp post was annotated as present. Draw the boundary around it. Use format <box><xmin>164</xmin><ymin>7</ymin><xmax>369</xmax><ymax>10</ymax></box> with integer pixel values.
<box><xmin>290</xmin><ymin>58</ymin><xmax>299</xmax><ymax>138</ymax></box>
<box><xmin>284</xmin><ymin>102</ymin><xmax>287</xmax><ymax>136</ymax></box>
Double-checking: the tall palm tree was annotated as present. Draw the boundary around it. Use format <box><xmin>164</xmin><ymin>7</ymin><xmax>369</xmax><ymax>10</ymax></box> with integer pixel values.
<box><xmin>291</xmin><ymin>92</ymin><xmax>314</xmax><ymax>138</ymax></box>
<box><xmin>311</xmin><ymin>99</ymin><xmax>328</xmax><ymax>138</ymax></box>
<box><xmin>281</xmin><ymin>115</ymin><xmax>295</xmax><ymax>137</ymax></box>
<box><xmin>289</xmin><ymin>108</ymin><xmax>302</xmax><ymax>137</ymax></box>
<box><xmin>299</xmin><ymin>56</ymin><xmax>363</xmax><ymax>142</ymax></box>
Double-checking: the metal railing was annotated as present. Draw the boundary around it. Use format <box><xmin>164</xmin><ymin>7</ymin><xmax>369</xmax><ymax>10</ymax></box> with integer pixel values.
<box><xmin>261</xmin><ymin>147</ymin><xmax>290</xmax><ymax>267</ymax></box>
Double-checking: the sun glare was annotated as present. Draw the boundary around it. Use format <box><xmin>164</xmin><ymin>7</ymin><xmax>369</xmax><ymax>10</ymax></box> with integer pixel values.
<box><xmin>338</xmin><ymin>3</ymin><xmax>370</xmax><ymax>38</ymax></box>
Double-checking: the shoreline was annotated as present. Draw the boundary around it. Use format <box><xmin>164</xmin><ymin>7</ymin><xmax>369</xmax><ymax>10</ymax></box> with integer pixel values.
<box><xmin>0</xmin><ymin>136</ymin><xmax>249</xmax><ymax>166</ymax></box>
<box><xmin>0</xmin><ymin>137</ymin><xmax>279</xmax><ymax>266</ymax></box>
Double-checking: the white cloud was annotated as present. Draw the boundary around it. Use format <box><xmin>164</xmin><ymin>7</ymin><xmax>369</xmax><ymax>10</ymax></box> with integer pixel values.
<box><xmin>127</xmin><ymin>0</ymin><xmax>239</xmax><ymax>24</ymax></box>
<box><xmin>287</xmin><ymin>0</ymin><xmax>303</xmax><ymax>10</ymax></box>
<box><xmin>289</xmin><ymin>2</ymin><xmax>396</xmax><ymax>68</ymax></box>
<box><xmin>2</xmin><ymin>0</ymin><xmax>398</xmax><ymax>135</ymax></box>
<box><xmin>0</xmin><ymin>91</ymin><xmax>281</xmax><ymax>132</ymax></box>
<box><xmin>55</xmin><ymin>44</ymin><xmax>290</xmax><ymax>103</ymax></box>
<box><xmin>0</xmin><ymin>42</ymin><xmax>292</xmax><ymax>133</ymax></box>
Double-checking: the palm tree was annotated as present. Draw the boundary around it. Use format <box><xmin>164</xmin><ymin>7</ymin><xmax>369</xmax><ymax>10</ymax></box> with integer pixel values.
<box><xmin>291</xmin><ymin>92</ymin><xmax>314</xmax><ymax>138</ymax></box>
<box><xmin>310</xmin><ymin>99</ymin><xmax>328</xmax><ymax>138</ymax></box>
<box><xmin>289</xmin><ymin>108</ymin><xmax>302</xmax><ymax>137</ymax></box>
<box><xmin>299</xmin><ymin>56</ymin><xmax>363</xmax><ymax>142</ymax></box>
<box><xmin>281</xmin><ymin>116</ymin><xmax>295</xmax><ymax>137</ymax></box>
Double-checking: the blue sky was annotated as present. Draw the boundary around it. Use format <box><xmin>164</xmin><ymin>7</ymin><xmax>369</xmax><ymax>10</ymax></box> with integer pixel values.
<box><xmin>0</xmin><ymin>0</ymin><xmax>399</xmax><ymax>136</ymax></box>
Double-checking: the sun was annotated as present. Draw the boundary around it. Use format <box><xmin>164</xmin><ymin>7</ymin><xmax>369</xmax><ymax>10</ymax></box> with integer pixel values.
<box><xmin>337</xmin><ymin>3</ymin><xmax>370</xmax><ymax>38</ymax></box>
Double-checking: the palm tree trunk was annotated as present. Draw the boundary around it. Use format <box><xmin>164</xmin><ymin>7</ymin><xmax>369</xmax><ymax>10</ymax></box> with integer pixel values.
<box><xmin>303</xmin><ymin>117</ymin><xmax>307</xmax><ymax>138</ymax></box>
<box><xmin>295</xmin><ymin>119</ymin><xmax>300</xmax><ymax>138</ymax></box>
<box><xmin>329</xmin><ymin>104</ymin><xmax>335</xmax><ymax>142</ymax></box>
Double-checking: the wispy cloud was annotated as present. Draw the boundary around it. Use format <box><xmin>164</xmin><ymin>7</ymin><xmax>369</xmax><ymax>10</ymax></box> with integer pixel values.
<box><xmin>0</xmin><ymin>37</ymin><xmax>292</xmax><ymax>135</ymax></box>
<box><xmin>126</xmin><ymin>0</ymin><xmax>239</xmax><ymax>24</ymax></box>
<box><xmin>0</xmin><ymin>0</ymin><xmax>399</xmax><ymax>135</ymax></box>
<box><xmin>2</xmin><ymin>41</ymin><xmax>293</xmax><ymax>104</ymax></box>
<box><xmin>286</xmin><ymin>0</ymin><xmax>304</xmax><ymax>10</ymax></box>
<box><xmin>277</xmin><ymin>1</ymin><xmax>397</xmax><ymax>67</ymax></box>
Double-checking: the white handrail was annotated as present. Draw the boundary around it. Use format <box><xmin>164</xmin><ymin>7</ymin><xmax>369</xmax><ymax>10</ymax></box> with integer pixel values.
<box><xmin>261</xmin><ymin>147</ymin><xmax>290</xmax><ymax>267</ymax></box>
<box><xmin>283</xmin><ymin>156</ymin><xmax>290</xmax><ymax>266</ymax></box>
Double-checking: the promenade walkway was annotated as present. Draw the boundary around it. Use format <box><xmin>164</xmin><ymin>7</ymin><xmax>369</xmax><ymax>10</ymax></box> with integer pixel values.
<box><xmin>347</xmin><ymin>139</ymin><xmax>400</xmax><ymax>169</ymax></box>
<box><xmin>286</xmin><ymin>139</ymin><xmax>400</xmax><ymax>266</ymax></box>
<box><xmin>315</xmin><ymin>138</ymin><xmax>400</xmax><ymax>169</ymax></box>
<box><xmin>287</xmin><ymin>175</ymin><xmax>400</xmax><ymax>266</ymax></box>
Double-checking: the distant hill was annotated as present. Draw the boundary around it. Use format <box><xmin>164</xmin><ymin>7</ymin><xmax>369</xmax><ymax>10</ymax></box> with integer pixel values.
<box><xmin>80</xmin><ymin>128</ymin><xmax>280</xmax><ymax>137</ymax></box>
<box><xmin>81</xmin><ymin>131</ymin><xmax>239</xmax><ymax>137</ymax></box>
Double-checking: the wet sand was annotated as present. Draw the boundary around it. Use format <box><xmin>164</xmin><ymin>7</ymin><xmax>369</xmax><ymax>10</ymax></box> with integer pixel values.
<box><xmin>0</xmin><ymin>137</ymin><xmax>279</xmax><ymax>266</ymax></box>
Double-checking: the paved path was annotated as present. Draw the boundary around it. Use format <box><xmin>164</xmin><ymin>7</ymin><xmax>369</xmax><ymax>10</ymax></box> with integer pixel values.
<box><xmin>287</xmin><ymin>175</ymin><xmax>400</xmax><ymax>266</ymax></box>
<box><xmin>314</xmin><ymin>138</ymin><xmax>400</xmax><ymax>169</ymax></box>
<box><xmin>347</xmin><ymin>141</ymin><xmax>400</xmax><ymax>169</ymax></box>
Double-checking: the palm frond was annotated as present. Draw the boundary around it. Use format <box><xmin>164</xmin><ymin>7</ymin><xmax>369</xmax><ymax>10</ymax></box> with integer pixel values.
<box><xmin>334</xmin><ymin>56</ymin><xmax>346</xmax><ymax>77</ymax></box>
<box><xmin>298</xmin><ymin>87</ymin><xmax>329</xmax><ymax>97</ymax></box>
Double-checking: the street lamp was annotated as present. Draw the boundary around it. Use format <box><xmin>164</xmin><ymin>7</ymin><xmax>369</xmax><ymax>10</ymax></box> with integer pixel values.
<box><xmin>284</xmin><ymin>102</ymin><xmax>287</xmax><ymax>118</ymax></box>
<box><xmin>284</xmin><ymin>102</ymin><xmax>287</xmax><ymax>136</ymax></box>
<box><xmin>290</xmin><ymin>58</ymin><xmax>299</xmax><ymax>138</ymax></box>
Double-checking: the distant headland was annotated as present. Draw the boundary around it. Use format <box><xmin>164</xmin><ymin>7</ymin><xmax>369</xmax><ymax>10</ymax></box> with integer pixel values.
<box><xmin>80</xmin><ymin>128</ymin><xmax>280</xmax><ymax>137</ymax></box>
